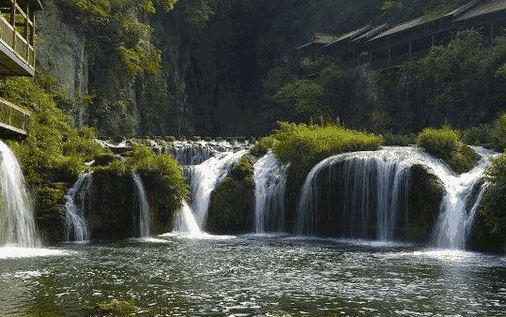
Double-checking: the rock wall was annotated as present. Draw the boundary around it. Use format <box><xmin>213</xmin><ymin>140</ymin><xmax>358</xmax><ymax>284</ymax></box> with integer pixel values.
<box><xmin>36</xmin><ymin>0</ymin><xmax>89</xmax><ymax>126</ymax></box>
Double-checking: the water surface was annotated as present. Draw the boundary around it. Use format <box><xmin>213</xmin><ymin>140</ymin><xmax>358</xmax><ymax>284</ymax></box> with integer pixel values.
<box><xmin>1</xmin><ymin>236</ymin><xmax>505</xmax><ymax>316</ymax></box>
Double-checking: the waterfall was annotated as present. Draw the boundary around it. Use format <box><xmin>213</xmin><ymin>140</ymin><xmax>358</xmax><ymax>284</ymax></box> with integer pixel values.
<box><xmin>0</xmin><ymin>141</ymin><xmax>39</xmax><ymax>248</ymax></box>
<box><xmin>173</xmin><ymin>200</ymin><xmax>203</xmax><ymax>237</ymax></box>
<box><xmin>133</xmin><ymin>173</ymin><xmax>151</xmax><ymax>237</ymax></box>
<box><xmin>188</xmin><ymin>150</ymin><xmax>248</xmax><ymax>230</ymax></box>
<box><xmin>166</xmin><ymin>140</ymin><xmax>247</xmax><ymax>166</ymax></box>
<box><xmin>253</xmin><ymin>152</ymin><xmax>288</xmax><ymax>233</ymax></box>
<box><xmin>65</xmin><ymin>171</ymin><xmax>93</xmax><ymax>242</ymax></box>
<box><xmin>434</xmin><ymin>147</ymin><xmax>497</xmax><ymax>249</ymax></box>
<box><xmin>296</xmin><ymin>148</ymin><xmax>417</xmax><ymax>240</ymax></box>
<box><xmin>295</xmin><ymin>146</ymin><xmax>496</xmax><ymax>247</ymax></box>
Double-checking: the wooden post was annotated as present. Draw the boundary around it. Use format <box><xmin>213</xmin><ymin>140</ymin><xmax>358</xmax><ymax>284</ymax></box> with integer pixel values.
<box><xmin>11</xmin><ymin>0</ymin><xmax>16</xmax><ymax>50</ymax></box>
<box><xmin>24</xmin><ymin>3</ymin><xmax>29</xmax><ymax>60</ymax></box>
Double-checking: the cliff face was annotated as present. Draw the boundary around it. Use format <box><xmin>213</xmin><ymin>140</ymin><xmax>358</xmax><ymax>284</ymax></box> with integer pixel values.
<box><xmin>36</xmin><ymin>0</ymin><xmax>89</xmax><ymax>126</ymax></box>
<box><xmin>36</xmin><ymin>0</ymin><xmax>431</xmax><ymax>137</ymax></box>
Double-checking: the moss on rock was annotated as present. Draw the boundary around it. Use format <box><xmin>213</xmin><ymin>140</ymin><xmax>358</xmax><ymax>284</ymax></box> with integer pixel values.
<box><xmin>401</xmin><ymin>164</ymin><xmax>446</xmax><ymax>243</ymax></box>
<box><xmin>207</xmin><ymin>156</ymin><xmax>255</xmax><ymax>234</ymax></box>
<box><xmin>468</xmin><ymin>153</ymin><xmax>506</xmax><ymax>252</ymax></box>
<box><xmin>34</xmin><ymin>183</ymin><xmax>68</xmax><ymax>242</ymax></box>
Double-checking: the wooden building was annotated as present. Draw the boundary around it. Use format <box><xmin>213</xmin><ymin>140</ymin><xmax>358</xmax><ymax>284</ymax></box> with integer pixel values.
<box><xmin>298</xmin><ymin>0</ymin><xmax>506</xmax><ymax>70</ymax></box>
<box><xmin>0</xmin><ymin>0</ymin><xmax>43</xmax><ymax>139</ymax></box>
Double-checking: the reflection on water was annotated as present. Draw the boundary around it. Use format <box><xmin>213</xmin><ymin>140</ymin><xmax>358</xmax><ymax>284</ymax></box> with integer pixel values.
<box><xmin>0</xmin><ymin>236</ymin><xmax>505</xmax><ymax>316</ymax></box>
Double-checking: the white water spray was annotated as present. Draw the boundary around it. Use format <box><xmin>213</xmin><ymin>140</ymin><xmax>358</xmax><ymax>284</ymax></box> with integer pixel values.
<box><xmin>253</xmin><ymin>152</ymin><xmax>288</xmax><ymax>233</ymax></box>
<box><xmin>133</xmin><ymin>172</ymin><xmax>151</xmax><ymax>237</ymax></box>
<box><xmin>65</xmin><ymin>171</ymin><xmax>93</xmax><ymax>241</ymax></box>
<box><xmin>434</xmin><ymin>147</ymin><xmax>497</xmax><ymax>249</ymax></box>
<box><xmin>174</xmin><ymin>200</ymin><xmax>203</xmax><ymax>237</ymax></box>
<box><xmin>0</xmin><ymin>141</ymin><xmax>39</xmax><ymax>248</ymax></box>
<box><xmin>296</xmin><ymin>147</ymin><xmax>417</xmax><ymax>240</ymax></box>
<box><xmin>188</xmin><ymin>150</ymin><xmax>248</xmax><ymax>229</ymax></box>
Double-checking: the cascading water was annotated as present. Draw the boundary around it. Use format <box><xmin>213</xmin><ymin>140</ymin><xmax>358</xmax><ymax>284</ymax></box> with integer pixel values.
<box><xmin>65</xmin><ymin>171</ymin><xmax>93</xmax><ymax>242</ymax></box>
<box><xmin>173</xmin><ymin>200</ymin><xmax>203</xmax><ymax>237</ymax></box>
<box><xmin>253</xmin><ymin>152</ymin><xmax>288</xmax><ymax>233</ymax></box>
<box><xmin>296</xmin><ymin>146</ymin><xmax>496</xmax><ymax>247</ymax></box>
<box><xmin>296</xmin><ymin>147</ymin><xmax>417</xmax><ymax>240</ymax></box>
<box><xmin>188</xmin><ymin>150</ymin><xmax>248</xmax><ymax>230</ymax></box>
<box><xmin>434</xmin><ymin>147</ymin><xmax>497</xmax><ymax>249</ymax></box>
<box><xmin>0</xmin><ymin>141</ymin><xmax>39</xmax><ymax>248</ymax></box>
<box><xmin>133</xmin><ymin>172</ymin><xmax>151</xmax><ymax>237</ymax></box>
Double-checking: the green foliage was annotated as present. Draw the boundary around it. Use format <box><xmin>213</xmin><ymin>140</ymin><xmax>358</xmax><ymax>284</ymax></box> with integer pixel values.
<box><xmin>124</xmin><ymin>145</ymin><xmax>189</xmax><ymax>205</ymax></box>
<box><xmin>250</xmin><ymin>136</ymin><xmax>277</xmax><ymax>157</ymax></box>
<box><xmin>477</xmin><ymin>153</ymin><xmax>506</xmax><ymax>251</ymax></box>
<box><xmin>0</xmin><ymin>73</ymin><xmax>105</xmax><ymax>186</ymax></box>
<box><xmin>494</xmin><ymin>113</ymin><xmax>506</xmax><ymax>150</ymax></box>
<box><xmin>181</xmin><ymin>0</ymin><xmax>214</xmax><ymax>34</ymax></box>
<box><xmin>269</xmin><ymin>122</ymin><xmax>383</xmax><ymax>175</ymax></box>
<box><xmin>90</xmin><ymin>98</ymin><xmax>138</xmax><ymax>140</ymax></box>
<box><xmin>462</xmin><ymin>124</ymin><xmax>495</xmax><ymax>147</ymax></box>
<box><xmin>417</xmin><ymin>127</ymin><xmax>479</xmax><ymax>173</ymax></box>
<box><xmin>274</xmin><ymin>80</ymin><xmax>328</xmax><ymax>119</ymax></box>
<box><xmin>302</xmin><ymin>56</ymin><xmax>334</xmax><ymax>74</ymax></box>
<box><xmin>383</xmin><ymin>132</ymin><xmax>416</xmax><ymax>146</ymax></box>
<box><xmin>403</xmin><ymin>31</ymin><xmax>488</xmax><ymax>119</ymax></box>
<box><xmin>368</xmin><ymin>110</ymin><xmax>392</xmax><ymax>133</ymax></box>
<box><xmin>57</xmin><ymin>0</ymin><xmax>171</xmax><ymax>80</ymax></box>
<box><xmin>263</xmin><ymin>66</ymin><xmax>295</xmax><ymax>95</ymax></box>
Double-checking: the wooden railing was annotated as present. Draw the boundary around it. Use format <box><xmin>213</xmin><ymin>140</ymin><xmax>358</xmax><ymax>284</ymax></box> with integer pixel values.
<box><xmin>0</xmin><ymin>96</ymin><xmax>30</xmax><ymax>135</ymax></box>
<box><xmin>0</xmin><ymin>13</ymin><xmax>34</xmax><ymax>69</ymax></box>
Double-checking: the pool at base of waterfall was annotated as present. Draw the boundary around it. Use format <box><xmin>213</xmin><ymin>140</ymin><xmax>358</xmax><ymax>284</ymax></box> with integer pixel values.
<box><xmin>1</xmin><ymin>235</ymin><xmax>505</xmax><ymax>316</ymax></box>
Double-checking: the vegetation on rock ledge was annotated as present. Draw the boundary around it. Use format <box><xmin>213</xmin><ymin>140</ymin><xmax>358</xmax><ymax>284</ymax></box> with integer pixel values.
<box><xmin>417</xmin><ymin>126</ymin><xmax>479</xmax><ymax>174</ymax></box>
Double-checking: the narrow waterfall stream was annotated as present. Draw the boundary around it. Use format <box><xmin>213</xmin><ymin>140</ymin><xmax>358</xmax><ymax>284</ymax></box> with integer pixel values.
<box><xmin>253</xmin><ymin>152</ymin><xmax>288</xmax><ymax>233</ymax></box>
<box><xmin>188</xmin><ymin>150</ymin><xmax>248</xmax><ymax>230</ymax></box>
<box><xmin>0</xmin><ymin>141</ymin><xmax>39</xmax><ymax>248</ymax></box>
<box><xmin>133</xmin><ymin>172</ymin><xmax>151</xmax><ymax>238</ymax></box>
<box><xmin>65</xmin><ymin>171</ymin><xmax>93</xmax><ymax>242</ymax></box>
<box><xmin>173</xmin><ymin>200</ymin><xmax>203</xmax><ymax>237</ymax></box>
<box><xmin>434</xmin><ymin>147</ymin><xmax>497</xmax><ymax>249</ymax></box>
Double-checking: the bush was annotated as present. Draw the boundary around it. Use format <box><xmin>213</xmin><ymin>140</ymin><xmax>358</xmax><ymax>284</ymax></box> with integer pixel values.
<box><xmin>474</xmin><ymin>153</ymin><xmax>506</xmax><ymax>252</ymax></box>
<box><xmin>124</xmin><ymin>146</ymin><xmax>188</xmax><ymax>209</ymax></box>
<box><xmin>495</xmin><ymin>113</ymin><xmax>506</xmax><ymax>150</ymax></box>
<box><xmin>274</xmin><ymin>80</ymin><xmax>328</xmax><ymax>119</ymax></box>
<box><xmin>271</xmin><ymin>122</ymin><xmax>383</xmax><ymax>171</ymax></box>
<box><xmin>417</xmin><ymin>127</ymin><xmax>479</xmax><ymax>173</ymax></box>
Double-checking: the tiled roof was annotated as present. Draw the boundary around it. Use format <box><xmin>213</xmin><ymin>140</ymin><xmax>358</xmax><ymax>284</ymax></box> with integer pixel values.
<box><xmin>455</xmin><ymin>0</ymin><xmax>506</xmax><ymax>21</ymax></box>
<box><xmin>324</xmin><ymin>25</ymin><xmax>372</xmax><ymax>48</ymax></box>
<box><xmin>351</xmin><ymin>24</ymin><xmax>389</xmax><ymax>43</ymax></box>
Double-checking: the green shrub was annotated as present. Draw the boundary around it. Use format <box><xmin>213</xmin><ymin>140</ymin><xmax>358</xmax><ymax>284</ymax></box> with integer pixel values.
<box><xmin>250</xmin><ymin>136</ymin><xmax>277</xmax><ymax>157</ymax></box>
<box><xmin>274</xmin><ymin>80</ymin><xmax>328</xmax><ymax>119</ymax></box>
<box><xmin>462</xmin><ymin>124</ymin><xmax>495</xmax><ymax>147</ymax></box>
<box><xmin>271</xmin><ymin>122</ymin><xmax>383</xmax><ymax>171</ymax></box>
<box><xmin>494</xmin><ymin>113</ymin><xmax>506</xmax><ymax>150</ymax></box>
<box><xmin>383</xmin><ymin>132</ymin><xmax>416</xmax><ymax>146</ymax></box>
<box><xmin>124</xmin><ymin>145</ymin><xmax>189</xmax><ymax>209</ymax></box>
<box><xmin>417</xmin><ymin>127</ymin><xmax>479</xmax><ymax>173</ymax></box>
<box><xmin>475</xmin><ymin>153</ymin><xmax>506</xmax><ymax>251</ymax></box>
